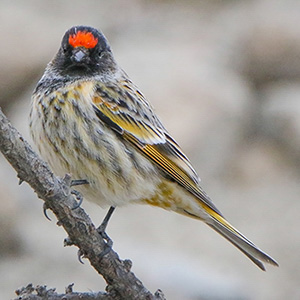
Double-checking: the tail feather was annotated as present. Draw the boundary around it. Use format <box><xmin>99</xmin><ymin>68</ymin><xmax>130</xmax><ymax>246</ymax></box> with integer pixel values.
<box><xmin>203</xmin><ymin>206</ymin><xmax>279</xmax><ymax>270</ymax></box>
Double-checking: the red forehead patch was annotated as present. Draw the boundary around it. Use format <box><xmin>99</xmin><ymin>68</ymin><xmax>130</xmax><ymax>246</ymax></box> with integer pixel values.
<box><xmin>69</xmin><ymin>31</ymin><xmax>98</xmax><ymax>48</ymax></box>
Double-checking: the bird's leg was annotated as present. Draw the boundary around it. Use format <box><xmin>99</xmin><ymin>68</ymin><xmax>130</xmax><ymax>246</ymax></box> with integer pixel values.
<box><xmin>97</xmin><ymin>206</ymin><xmax>115</xmax><ymax>257</ymax></box>
<box><xmin>98</xmin><ymin>206</ymin><xmax>115</xmax><ymax>232</ymax></box>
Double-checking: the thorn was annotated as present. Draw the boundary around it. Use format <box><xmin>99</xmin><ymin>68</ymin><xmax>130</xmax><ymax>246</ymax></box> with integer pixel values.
<box><xmin>123</xmin><ymin>259</ymin><xmax>132</xmax><ymax>272</ymax></box>
<box><xmin>64</xmin><ymin>237</ymin><xmax>74</xmax><ymax>247</ymax></box>
<box><xmin>62</xmin><ymin>174</ymin><xmax>72</xmax><ymax>186</ymax></box>
<box><xmin>65</xmin><ymin>283</ymin><xmax>74</xmax><ymax>294</ymax></box>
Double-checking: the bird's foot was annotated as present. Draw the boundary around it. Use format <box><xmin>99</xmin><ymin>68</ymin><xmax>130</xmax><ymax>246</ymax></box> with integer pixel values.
<box><xmin>97</xmin><ymin>206</ymin><xmax>116</xmax><ymax>258</ymax></box>
<box><xmin>70</xmin><ymin>179</ymin><xmax>89</xmax><ymax>209</ymax></box>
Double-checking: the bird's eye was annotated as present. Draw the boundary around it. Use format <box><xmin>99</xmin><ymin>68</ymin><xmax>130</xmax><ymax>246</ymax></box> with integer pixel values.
<box><xmin>62</xmin><ymin>46</ymin><xmax>68</xmax><ymax>54</ymax></box>
<box><xmin>98</xmin><ymin>51</ymin><xmax>104</xmax><ymax>58</ymax></box>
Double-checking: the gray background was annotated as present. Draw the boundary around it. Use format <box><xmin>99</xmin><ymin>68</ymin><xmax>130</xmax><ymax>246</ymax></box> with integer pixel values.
<box><xmin>0</xmin><ymin>1</ymin><xmax>299</xmax><ymax>299</ymax></box>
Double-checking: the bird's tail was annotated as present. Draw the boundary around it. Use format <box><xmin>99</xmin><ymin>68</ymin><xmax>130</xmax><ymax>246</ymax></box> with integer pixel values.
<box><xmin>201</xmin><ymin>206</ymin><xmax>278</xmax><ymax>270</ymax></box>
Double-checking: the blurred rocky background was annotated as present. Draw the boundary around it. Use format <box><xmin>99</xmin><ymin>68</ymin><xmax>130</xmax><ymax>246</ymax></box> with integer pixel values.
<box><xmin>0</xmin><ymin>0</ymin><xmax>299</xmax><ymax>299</ymax></box>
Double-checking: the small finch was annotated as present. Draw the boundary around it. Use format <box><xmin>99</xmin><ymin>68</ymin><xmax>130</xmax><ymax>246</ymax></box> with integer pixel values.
<box><xmin>29</xmin><ymin>25</ymin><xmax>278</xmax><ymax>270</ymax></box>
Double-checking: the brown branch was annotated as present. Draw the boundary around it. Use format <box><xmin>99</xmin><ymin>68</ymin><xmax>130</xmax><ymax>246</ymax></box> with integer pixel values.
<box><xmin>0</xmin><ymin>107</ymin><xmax>166</xmax><ymax>300</ymax></box>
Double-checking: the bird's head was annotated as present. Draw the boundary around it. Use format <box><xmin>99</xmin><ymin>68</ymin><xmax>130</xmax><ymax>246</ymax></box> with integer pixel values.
<box><xmin>52</xmin><ymin>26</ymin><xmax>116</xmax><ymax>77</ymax></box>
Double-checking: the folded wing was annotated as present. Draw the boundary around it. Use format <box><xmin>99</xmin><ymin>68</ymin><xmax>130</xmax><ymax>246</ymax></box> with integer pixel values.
<box><xmin>92</xmin><ymin>81</ymin><xmax>222</xmax><ymax>215</ymax></box>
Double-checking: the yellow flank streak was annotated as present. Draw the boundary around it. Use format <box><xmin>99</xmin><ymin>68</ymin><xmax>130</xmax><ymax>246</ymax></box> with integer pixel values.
<box><xmin>144</xmin><ymin>182</ymin><xmax>174</xmax><ymax>208</ymax></box>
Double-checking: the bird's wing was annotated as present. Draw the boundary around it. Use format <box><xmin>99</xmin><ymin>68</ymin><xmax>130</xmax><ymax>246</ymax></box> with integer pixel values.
<box><xmin>92</xmin><ymin>80</ymin><xmax>222</xmax><ymax>215</ymax></box>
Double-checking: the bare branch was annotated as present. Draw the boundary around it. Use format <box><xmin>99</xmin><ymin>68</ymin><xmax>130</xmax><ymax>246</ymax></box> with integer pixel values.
<box><xmin>15</xmin><ymin>284</ymin><xmax>116</xmax><ymax>300</ymax></box>
<box><xmin>0</xmin><ymin>107</ymin><xmax>166</xmax><ymax>300</ymax></box>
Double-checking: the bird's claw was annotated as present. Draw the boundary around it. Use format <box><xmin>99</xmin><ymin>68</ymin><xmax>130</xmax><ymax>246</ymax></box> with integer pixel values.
<box><xmin>69</xmin><ymin>179</ymin><xmax>89</xmax><ymax>209</ymax></box>
<box><xmin>70</xmin><ymin>190</ymin><xmax>83</xmax><ymax>210</ymax></box>
<box><xmin>43</xmin><ymin>203</ymin><xmax>51</xmax><ymax>221</ymax></box>
<box><xmin>77</xmin><ymin>249</ymin><xmax>84</xmax><ymax>264</ymax></box>
<box><xmin>70</xmin><ymin>179</ymin><xmax>89</xmax><ymax>187</ymax></box>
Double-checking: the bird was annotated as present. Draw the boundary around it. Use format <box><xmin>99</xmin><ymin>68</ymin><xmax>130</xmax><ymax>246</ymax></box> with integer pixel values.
<box><xmin>29</xmin><ymin>25</ymin><xmax>278</xmax><ymax>271</ymax></box>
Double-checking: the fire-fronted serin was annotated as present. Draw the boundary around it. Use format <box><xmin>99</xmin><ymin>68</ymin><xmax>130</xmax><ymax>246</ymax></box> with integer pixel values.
<box><xmin>30</xmin><ymin>26</ymin><xmax>278</xmax><ymax>270</ymax></box>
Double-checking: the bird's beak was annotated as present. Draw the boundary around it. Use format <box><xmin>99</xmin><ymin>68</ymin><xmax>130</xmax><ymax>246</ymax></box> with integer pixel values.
<box><xmin>72</xmin><ymin>47</ymin><xmax>88</xmax><ymax>63</ymax></box>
